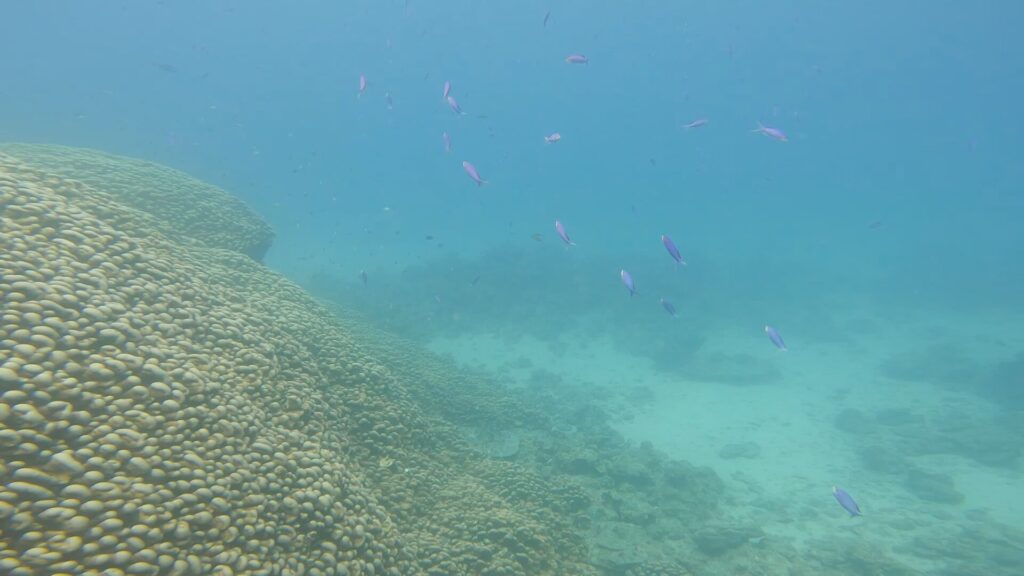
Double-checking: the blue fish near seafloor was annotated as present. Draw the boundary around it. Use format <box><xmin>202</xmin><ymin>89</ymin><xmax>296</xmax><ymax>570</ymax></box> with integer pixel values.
<box><xmin>620</xmin><ymin>269</ymin><xmax>636</xmax><ymax>296</ymax></box>
<box><xmin>554</xmin><ymin>220</ymin><xmax>575</xmax><ymax>246</ymax></box>
<box><xmin>661</xmin><ymin>234</ymin><xmax>686</xmax><ymax>265</ymax></box>
<box><xmin>764</xmin><ymin>325</ymin><xmax>787</xmax><ymax>351</ymax></box>
<box><xmin>833</xmin><ymin>486</ymin><xmax>861</xmax><ymax>517</ymax></box>
<box><xmin>660</xmin><ymin>298</ymin><xmax>677</xmax><ymax>317</ymax></box>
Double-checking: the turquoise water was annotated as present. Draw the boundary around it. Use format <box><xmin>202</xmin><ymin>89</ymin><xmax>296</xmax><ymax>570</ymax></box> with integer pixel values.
<box><xmin>2</xmin><ymin>2</ymin><xmax>1022</xmax><ymax>574</ymax></box>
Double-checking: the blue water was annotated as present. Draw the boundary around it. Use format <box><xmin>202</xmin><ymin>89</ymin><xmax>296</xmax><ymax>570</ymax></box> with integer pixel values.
<box><xmin>3</xmin><ymin>1</ymin><xmax>1023</xmax><ymax>574</ymax></box>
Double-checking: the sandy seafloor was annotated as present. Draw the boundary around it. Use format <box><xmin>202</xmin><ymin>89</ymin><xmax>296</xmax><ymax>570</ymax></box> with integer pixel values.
<box><xmin>268</xmin><ymin>223</ymin><xmax>1023</xmax><ymax>571</ymax></box>
<box><xmin>425</xmin><ymin>304</ymin><xmax>1024</xmax><ymax>569</ymax></box>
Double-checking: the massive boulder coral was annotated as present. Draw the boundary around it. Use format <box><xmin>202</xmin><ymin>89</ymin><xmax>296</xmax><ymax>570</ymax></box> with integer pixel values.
<box><xmin>0</xmin><ymin>144</ymin><xmax>274</xmax><ymax>260</ymax></box>
<box><xmin>0</xmin><ymin>147</ymin><xmax>594</xmax><ymax>575</ymax></box>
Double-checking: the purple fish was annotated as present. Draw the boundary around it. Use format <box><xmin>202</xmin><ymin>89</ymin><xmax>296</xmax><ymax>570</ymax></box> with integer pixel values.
<box><xmin>442</xmin><ymin>131</ymin><xmax>452</xmax><ymax>153</ymax></box>
<box><xmin>660</xmin><ymin>298</ymin><xmax>677</xmax><ymax>317</ymax></box>
<box><xmin>443</xmin><ymin>80</ymin><xmax>451</xmax><ymax>101</ymax></box>
<box><xmin>661</xmin><ymin>235</ymin><xmax>686</xmax><ymax>266</ymax></box>
<box><xmin>753</xmin><ymin>121</ymin><xmax>788</xmax><ymax>142</ymax></box>
<box><xmin>683</xmin><ymin>118</ymin><xmax>709</xmax><ymax>129</ymax></box>
<box><xmin>764</xmin><ymin>325</ymin><xmax>787</xmax><ymax>351</ymax></box>
<box><xmin>832</xmin><ymin>486</ymin><xmax>861</xmax><ymax>517</ymax></box>
<box><xmin>358</xmin><ymin>74</ymin><xmax>367</xmax><ymax>96</ymax></box>
<box><xmin>446</xmin><ymin>95</ymin><xmax>464</xmax><ymax>115</ymax></box>
<box><xmin>554</xmin><ymin>220</ymin><xmax>574</xmax><ymax>246</ymax></box>
<box><xmin>620</xmin><ymin>269</ymin><xmax>636</xmax><ymax>296</ymax></box>
<box><xmin>462</xmin><ymin>161</ymin><xmax>487</xmax><ymax>186</ymax></box>
<box><xmin>565</xmin><ymin>54</ymin><xmax>589</xmax><ymax>64</ymax></box>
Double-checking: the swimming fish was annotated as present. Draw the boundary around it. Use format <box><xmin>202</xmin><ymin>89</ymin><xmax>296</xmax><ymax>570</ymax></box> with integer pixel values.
<box><xmin>543</xmin><ymin>10</ymin><xmax>551</xmax><ymax>27</ymax></box>
<box><xmin>660</xmin><ymin>298</ymin><xmax>677</xmax><ymax>317</ymax></box>
<box><xmin>359</xmin><ymin>270</ymin><xmax>368</xmax><ymax>285</ymax></box>
<box><xmin>554</xmin><ymin>220</ymin><xmax>574</xmax><ymax>246</ymax></box>
<box><xmin>531</xmin><ymin>233</ymin><xmax>544</xmax><ymax>242</ymax></box>
<box><xmin>442</xmin><ymin>131</ymin><xmax>452</xmax><ymax>153</ymax></box>
<box><xmin>443</xmin><ymin>80</ymin><xmax>451</xmax><ymax>101</ymax></box>
<box><xmin>753</xmin><ymin>121</ymin><xmax>787</xmax><ymax>142</ymax></box>
<box><xmin>683</xmin><ymin>118</ymin><xmax>709</xmax><ymax>129</ymax></box>
<box><xmin>384</xmin><ymin>91</ymin><xmax>393</xmax><ymax>109</ymax></box>
<box><xmin>620</xmin><ymin>269</ymin><xmax>636</xmax><ymax>296</ymax></box>
<box><xmin>544</xmin><ymin>132</ymin><xmax>562</xmax><ymax>144</ymax></box>
<box><xmin>832</xmin><ymin>486</ymin><xmax>861</xmax><ymax>517</ymax></box>
<box><xmin>661</xmin><ymin>235</ymin><xmax>686</xmax><ymax>265</ymax></box>
<box><xmin>446</xmin><ymin>95</ymin><xmax>464</xmax><ymax>115</ymax></box>
<box><xmin>358</xmin><ymin>74</ymin><xmax>367</xmax><ymax>96</ymax></box>
<box><xmin>462</xmin><ymin>161</ymin><xmax>487</xmax><ymax>186</ymax></box>
<box><xmin>565</xmin><ymin>54</ymin><xmax>589</xmax><ymax>64</ymax></box>
<box><xmin>764</xmin><ymin>325</ymin><xmax>787</xmax><ymax>350</ymax></box>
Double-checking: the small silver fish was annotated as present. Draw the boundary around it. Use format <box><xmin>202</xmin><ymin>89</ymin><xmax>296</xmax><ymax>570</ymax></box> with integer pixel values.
<box><xmin>554</xmin><ymin>220</ymin><xmax>574</xmax><ymax>246</ymax></box>
<box><xmin>753</xmin><ymin>121</ymin><xmax>788</xmax><ymax>142</ymax></box>
<box><xmin>544</xmin><ymin>132</ymin><xmax>562</xmax><ymax>144</ymax></box>
<box><xmin>443</xmin><ymin>80</ymin><xmax>451</xmax><ymax>101</ymax></box>
<box><xmin>660</xmin><ymin>298</ymin><xmax>677</xmax><ymax>317</ymax></box>
<box><xmin>832</xmin><ymin>486</ymin><xmax>861</xmax><ymax>517</ymax></box>
<box><xmin>620</xmin><ymin>269</ymin><xmax>636</xmax><ymax>296</ymax></box>
<box><xmin>565</xmin><ymin>54</ymin><xmax>589</xmax><ymax>64</ymax></box>
<box><xmin>442</xmin><ymin>131</ymin><xmax>452</xmax><ymax>153</ymax></box>
<box><xmin>683</xmin><ymin>118</ymin><xmax>709</xmax><ymax>129</ymax></box>
<box><xmin>358</xmin><ymin>74</ymin><xmax>367</xmax><ymax>96</ymax></box>
<box><xmin>446</xmin><ymin>95</ymin><xmax>464</xmax><ymax>115</ymax></box>
<box><xmin>764</xmin><ymin>325</ymin><xmax>787</xmax><ymax>350</ymax></box>
<box><xmin>462</xmin><ymin>161</ymin><xmax>487</xmax><ymax>186</ymax></box>
<box><xmin>661</xmin><ymin>234</ymin><xmax>686</xmax><ymax>265</ymax></box>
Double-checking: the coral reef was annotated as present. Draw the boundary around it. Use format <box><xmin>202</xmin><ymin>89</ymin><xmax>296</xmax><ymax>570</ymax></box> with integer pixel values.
<box><xmin>7</xmin><ymin>143</ymin><xmax>1015</xmax><ymax>575</ymax></box>
<box><xmin>0</xmin><ymin>147</ymin><xmax>593</xmax><ymax>575</ymax></box>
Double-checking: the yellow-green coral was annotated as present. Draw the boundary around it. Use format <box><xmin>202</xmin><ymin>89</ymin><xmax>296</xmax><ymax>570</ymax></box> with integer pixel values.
<box><xmin>0</xmin><ymin>148</ymin><xmax>594</xmax><ymax>575</ymax></box>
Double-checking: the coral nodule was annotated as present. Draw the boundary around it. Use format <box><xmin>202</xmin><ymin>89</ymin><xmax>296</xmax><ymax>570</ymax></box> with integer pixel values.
<box><xmin>0</xmin><ymin>145</ymin><xmax>593</xmax><ymax>576</ymax></box>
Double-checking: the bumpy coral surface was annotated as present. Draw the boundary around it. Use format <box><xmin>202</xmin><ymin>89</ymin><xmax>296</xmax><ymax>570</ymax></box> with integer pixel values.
<box><xmin>0</xmin><ymin>144</ymin><xmax>274</xmax><ymax>260</ymax></box>
<box><xmin>0</xmin><ymin>147</ymin><xmax>593</xmax><ymax>575</ymax></box>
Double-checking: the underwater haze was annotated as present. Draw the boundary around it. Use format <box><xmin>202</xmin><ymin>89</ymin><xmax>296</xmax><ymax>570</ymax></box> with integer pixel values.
<box><xmin>2</xmin><ymin>1</ymin><xmax>1023</xmax><ymax>574</ymax></box>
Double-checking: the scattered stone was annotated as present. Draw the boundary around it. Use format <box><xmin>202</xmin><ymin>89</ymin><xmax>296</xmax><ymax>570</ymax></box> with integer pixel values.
<box><xmin>718</xmin><ymin>441</ymin><xmax>761</xmax><ymax>460</ymax></box>
<box><xmin>835</xmin><ymin>408</ymin><xmax>876</xmax><ymax>435</ymax></box>
<box><xmin>693</xmin><ymin>523</ymin><xmax>763</xmax><ymax>556</ymax></box>
<box><xmin>905</xmin><ymin>469</ymin><xmax>964</xmax><ymax>504</ymax></box>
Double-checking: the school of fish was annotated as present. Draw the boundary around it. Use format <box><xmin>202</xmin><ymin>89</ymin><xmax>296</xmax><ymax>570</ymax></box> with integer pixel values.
<box><xmin>353</xmin><ymin>10</ymin><xmax>864</xmax><ymax>519</ymax></box>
